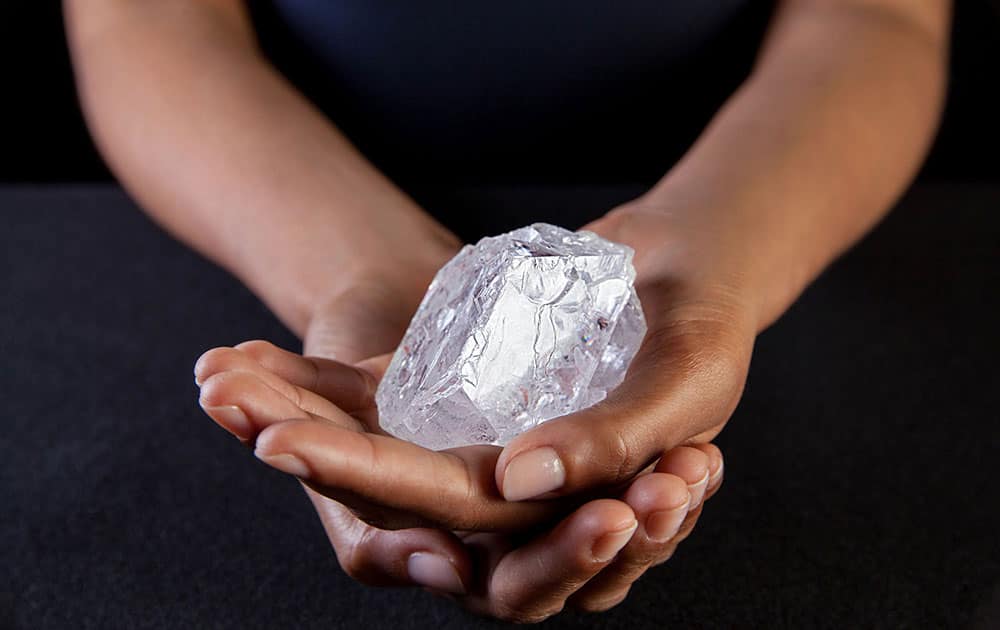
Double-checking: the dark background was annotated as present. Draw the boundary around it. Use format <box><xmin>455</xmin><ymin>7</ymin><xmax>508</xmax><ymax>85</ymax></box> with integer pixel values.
<box><xmin>1</xmin><ymin>3</ymin><xmax>999</xmax><ymax>630</ymax></box>
<box><xmin>0</xmin><ymin>1</ymin><xmax>999</xmax><ymax>184</ymax></box>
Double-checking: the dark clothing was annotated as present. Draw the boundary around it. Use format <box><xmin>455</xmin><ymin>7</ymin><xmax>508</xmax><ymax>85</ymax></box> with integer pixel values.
<box><xmin>249</xmin><ymin>2</ymin><xmax>774</xmax><ymax>192</ymax></box>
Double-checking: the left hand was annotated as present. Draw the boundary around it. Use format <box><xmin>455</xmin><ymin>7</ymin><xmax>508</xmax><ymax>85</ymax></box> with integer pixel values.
<box><xmin>494</xmin><ymin>198</ymin><xmax>758</xmax><ymax>502</ymax></box>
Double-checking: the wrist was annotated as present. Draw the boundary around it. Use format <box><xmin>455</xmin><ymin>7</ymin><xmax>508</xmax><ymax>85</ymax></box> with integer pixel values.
<box><xmin>238</xmin><ymin>218</ymin><xmax>461</xmax><ymax>339</ymax></box>
<box><xmin>297</xmin><ymin>233</ymin><xmax>460</xmax><ymax>338</ymax></box>
<box><xmin>590</xmin><ymin>197</ymin><xmax>802</xmax><ymax>336</ymax></box>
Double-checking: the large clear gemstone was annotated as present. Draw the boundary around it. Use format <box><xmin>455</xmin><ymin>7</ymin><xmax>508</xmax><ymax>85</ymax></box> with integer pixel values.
<box><xmin>376</xmin><ymin>223</ymin><xmax>646</xmax><ymax>450</ymax></box>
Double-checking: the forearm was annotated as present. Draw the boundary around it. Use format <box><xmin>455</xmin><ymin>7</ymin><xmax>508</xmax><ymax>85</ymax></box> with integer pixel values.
<box><xmin>640</xmin><ymin>0</ymin><xmax>950</xmax><ymax>329</ymax></box>
<box><xmin>64</xmin><ymin>0</ymin><xmax>457</xmax><ymax>336</ymax></box>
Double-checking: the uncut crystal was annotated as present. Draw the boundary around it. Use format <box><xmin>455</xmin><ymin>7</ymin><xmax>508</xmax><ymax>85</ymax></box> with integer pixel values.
<box><xmin>376</xmin><ymin>223</ymin><xmax>647</xmax><ymax>450</ymax></box>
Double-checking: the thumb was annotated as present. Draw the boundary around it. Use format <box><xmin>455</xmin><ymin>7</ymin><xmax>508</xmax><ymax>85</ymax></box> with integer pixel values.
<box><xmin>494</xmin><ymin>315</ymin><xmax>752</xmax><ymax>501</ymax></box>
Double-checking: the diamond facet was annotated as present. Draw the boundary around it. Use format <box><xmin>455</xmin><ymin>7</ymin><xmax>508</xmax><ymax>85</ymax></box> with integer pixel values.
<box><xmin>376</xmin><ymin>223</ymin><xmax>646</xmax><ymax>450</ymax></box>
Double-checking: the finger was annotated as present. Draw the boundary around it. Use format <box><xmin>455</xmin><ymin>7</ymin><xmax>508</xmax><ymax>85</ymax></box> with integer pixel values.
<box><xmin>649</xmin><ymin>445</ymin><xmax>723</xmax><ymax>556</ymax></box>
<box><xmin>197</xmin><ymin>370</ymin><xmax>364</xmax><ymax>440</ymax></box>
<box><xmin>461</xmin><ymin>499</ymin><xmax>637</xmax><ymax>623</ymax></box>
<box><xmin>196</xmin><ymin>340</ymin><xmax>377</xmax><ymax>412</ymax></box>
<box><xmin>253</xmin><ymin>418</ymin><xmax>564</xmax><ymax>531</ymax></box>
<box><xmin>195</xmin><ymin>347</ymin><xmax>367</xmax><ymax>422</ymax></box>
<box><xmin>647</xmin><ymin>445</ymin><xmax>721</xmax><ymax>565</ymax></box>
<box><xmin>571</xmin><ymin>444</ymin><xmax>724</xmax><ymax>608</ymax></box>
<box><xmin>304</xmin><ymin>487</ymin><xmax>470</xmax><ymax>594</ymax></box>
<box><xmin>650</xmin><ymin>503</ymin><xmax>705</xmax><ymax>567</ymax></box>
<box><xmin>654</xmin><ymin>446</ymin><xmax>712</xmax><ymax>509</ymax></box>
<box><xmin>198</xmin><ymin>370</ymin><xmax>432</xmax><ymax>529</ymax></box>
<box><xmin>689</xmin><ymin>442</ymin><xmax>725</xmax><ymax>499</ymax></box>
<box><xmin>568</xmin><ymin>472</ymin><xmax>691</xmax><ymax>612</ymax></box>
<box><xmin>668</xmin><ymin>502</ymin><xmax>705</xmax><ymax>547</ymax></box>
<box><xmin>495</xmin><ymin>315</ymin><xmax>750</xmax><ymax>501</ymax></box>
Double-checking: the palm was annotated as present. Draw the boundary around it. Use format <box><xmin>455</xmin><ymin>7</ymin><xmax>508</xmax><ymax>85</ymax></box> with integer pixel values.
<box><xmin>292</xmin><ymin>275</ymin><xmax>721</xmax><ymax>615</ymax></box>
<box><xmin>300</xmin><ymin>280</ymin><xmax>464</xmax><ymax>540</ymax></box>
<box><xmin>302</xmin><ymin>283</ymin><xmax>569</xmax><ymax>532</ymax></box>
<box><xmin>197</xmin><ymin>244</ymin><xmax>725</xmax><ymax>619</ymax></box>
<box><xmin>303</xmin><ymin>280</ymin><xmax>417</xmax><ymax>364</ymax></box>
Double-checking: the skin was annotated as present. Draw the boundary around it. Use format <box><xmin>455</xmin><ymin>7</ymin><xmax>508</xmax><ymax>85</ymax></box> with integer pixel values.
<box><xmin>65</xmin><ymin>0</ymin><xmax>950</xmax><ymax>622</ymax></box>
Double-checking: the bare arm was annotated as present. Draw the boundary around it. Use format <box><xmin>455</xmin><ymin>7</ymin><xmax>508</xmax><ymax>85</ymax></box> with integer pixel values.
<box><xmin>487</xmin><ymin>0</ymin><xmax>953</xmax><ymax>503</ymax></box>
<box><xmin>92</xmin><ymin>0</ymin><xmax>948</xmax><ymax>619</ymax></box>
<box><xmin>191</xmin><ymin>3</ymin><xmax>955</xmax><ymax>614</ymax></box>
<box><xmin>628</xmin><ymin>0</ymin><xmax>951</xmax><ymax>329</ymax></box>
<box><xmin>64</xmin><ymin>0</ymin><xmax>458</xmax><ymax>336</ymax></box>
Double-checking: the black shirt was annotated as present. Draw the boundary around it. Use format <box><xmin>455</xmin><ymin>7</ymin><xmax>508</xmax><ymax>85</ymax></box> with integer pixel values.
<box><xmin>250</xmin><ymin>1</ymin><xmax>774</xmax><ymax>193</ymax></box>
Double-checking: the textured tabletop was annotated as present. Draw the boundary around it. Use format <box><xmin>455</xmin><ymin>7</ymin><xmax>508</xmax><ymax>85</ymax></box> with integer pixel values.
<box><xmin>1</xmin><ymin>184</ymin><xmax>998</xmax><ymax>629</ymax></box>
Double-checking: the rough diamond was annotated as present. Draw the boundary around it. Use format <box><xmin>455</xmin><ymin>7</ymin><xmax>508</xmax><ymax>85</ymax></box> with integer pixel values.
<box><xmin>375</xmin><ymin>223</ymin><xmax>646</xmax><ymax>450</ymax></box>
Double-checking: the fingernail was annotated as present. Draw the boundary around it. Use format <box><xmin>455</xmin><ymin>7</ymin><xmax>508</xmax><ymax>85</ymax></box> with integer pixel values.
<box><xmin>645</xmin><ymin>496</ymin><xmax>690</xmax><ymax>543</ymax></box>
<box><xmin>501</xmin><ymin>447</ymin><xmax>566</xmax><ymax>501</ymax></box>
<box><xmin>254</xmin><ymin>450</ymin><xmax>310</xmax><ymax>478</ymax></box>
<box><xmin>193</xmin><ymin>357</ymin><xmax>208</xmax><ymax>386</ymax></box>
<box><xmin>203</xmin><ymin>405</ymin><xmax>252</xmax><ymax>439</ymax></box>
<box><xmin>592</xmin><ymin>520</ymin><xmax>638</xmax><ymax>562</ymax></box>
<box><xmin>688</xmin><ymin>470</ymin><xmax>710</xmax><ymax>510</ymax></box>
<box><xmin>407</xmin><ymin>552</ymin><xmax>466</xmax><ymax>594</ymax></box>
<box><xmin>709</xmin><ymin>458</ymin><xmax>725</xmax><ymax>488</ymax></box>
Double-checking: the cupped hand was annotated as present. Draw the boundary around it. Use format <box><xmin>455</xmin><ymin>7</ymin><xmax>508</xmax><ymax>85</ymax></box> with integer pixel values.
<box><xmin>490</xmin><ymin>201</ymin><xmax>758</xmax><ymax>504</ymax></box>
<box><xmin>196</xmin><ymin>339</ymin><xmax>723</xmax><ymax>619</ymax></box>
<box><xmin>195</xmin><ymin>266</ymin><xmax>725</xmax><ymax>620</ymax></box>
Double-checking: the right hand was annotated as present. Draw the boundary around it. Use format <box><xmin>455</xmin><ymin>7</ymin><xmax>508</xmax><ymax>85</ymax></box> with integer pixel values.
<box><xmin>196</xmin><ymin>267</ymin><xmax>725</xmax><ymax>622</ymax></box>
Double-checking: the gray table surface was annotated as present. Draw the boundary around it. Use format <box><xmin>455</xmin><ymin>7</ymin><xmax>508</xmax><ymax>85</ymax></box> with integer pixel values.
<box><xmin>1</xmin><ymin>183</ymin><xmax>998</xmax><ymax>629</ymax></box>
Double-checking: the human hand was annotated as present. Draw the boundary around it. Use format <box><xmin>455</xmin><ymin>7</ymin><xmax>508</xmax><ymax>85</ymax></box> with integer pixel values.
<box><xmin>196</xmin><ymin>338</ymin><xmax>723</xmax><ymax>620</ymax></box>
<box><xmin>196</xmin><ymin>267</ymin><xmax>725</xmax><ymax>620</ymax></box>
<box><xmin>491</xmin><ymin>197</ymin><xmax>759</xmax><ymax>506</ymax></box>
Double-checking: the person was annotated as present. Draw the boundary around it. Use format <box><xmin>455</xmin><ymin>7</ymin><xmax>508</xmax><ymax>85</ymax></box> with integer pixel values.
<box><xmin>64</xmin><ymin>0</ymin><xmax>951</xmax><ymax>622</ymax></box>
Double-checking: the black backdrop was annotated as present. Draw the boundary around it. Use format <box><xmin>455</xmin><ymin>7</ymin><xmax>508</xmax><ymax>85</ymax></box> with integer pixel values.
<box><xmin>0</xmin><ymin>1</ymin><xmax>998</xmax><ymax>184</ymax></box>
<box><xmin>2</xmin><ymin>4</ymin><xmax>999</xmax><ymax>629</ymax></box>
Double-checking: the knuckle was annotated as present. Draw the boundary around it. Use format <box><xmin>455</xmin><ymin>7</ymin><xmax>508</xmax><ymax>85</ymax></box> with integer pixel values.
<box><xmin>572</xmin><ymin>548</ymin><xmax>604</xmax><ymax>574</ymax></box>
<box><xmin>338</xmin><ymin>548</ymin><xmax>368</xmax><ymax>581</ymax></box>
<box><xmin>609</xmin><ymin>423</ymin><xmax>637</xmax><ymax>482</ymax></box>
<box><xmin>563</xmin><ymin>418</ymin><xmax>638</xmax><ymax>484</ymax></box>
<box><xmin>337</xmin><ymin>528</ymin><xmax>381</xmax><ymax>584</ymax></box>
